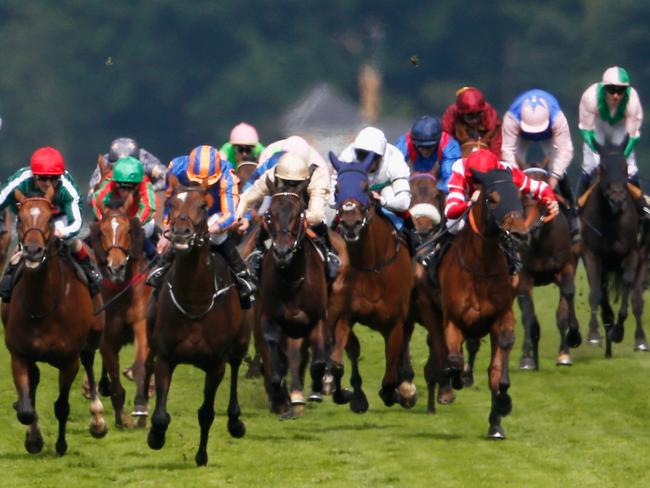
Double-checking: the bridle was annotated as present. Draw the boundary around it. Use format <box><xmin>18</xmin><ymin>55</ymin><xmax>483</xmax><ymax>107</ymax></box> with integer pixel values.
<box><xmin>265</xmin><ymin>191</ymin><xmax>306</xmax><ymax>257</ymax></box>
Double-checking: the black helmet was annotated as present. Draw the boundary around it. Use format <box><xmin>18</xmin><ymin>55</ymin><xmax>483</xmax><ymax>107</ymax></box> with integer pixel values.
<box><xmin>108</xmin><ymin>137</ymin><xmax>140</xmax><ymax>162</ymax></box>
<box><xmin>411</xmin><ymin>116</ymin><xmax>442</xmax><ymax>147</ymax></box>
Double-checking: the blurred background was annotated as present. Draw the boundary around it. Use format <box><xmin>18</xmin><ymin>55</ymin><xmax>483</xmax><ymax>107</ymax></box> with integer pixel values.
<box><xmin>0</xmin><ymin>0</ymin><xmax>648</xmax><ymax>188</ymax></box>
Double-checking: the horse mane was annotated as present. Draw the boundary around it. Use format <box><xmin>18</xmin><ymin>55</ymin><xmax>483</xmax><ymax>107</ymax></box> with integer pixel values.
<box><xmin>128</xmin><ymin>217</ymin><xmax>144</xmax><ymax>261</ymax></box>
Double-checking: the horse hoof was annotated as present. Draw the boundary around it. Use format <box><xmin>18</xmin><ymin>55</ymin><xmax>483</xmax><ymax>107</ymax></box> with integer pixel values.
<box><xmin>278</xmin><ymin>407</ymin><xmax>295</xmax><ymax>421</ymax></box>
<box><xmin>450</xmin><ymin>371</ymin><xmax>464</xmax><ymax>390</ymax></box>
<box><xmin>587</xmin><ymin>330</ymin><xmax>602</xmax><ymax>346</ymax></box>
<box><xmin>131</xmin><ymin>406</ymin><xmax>149</xmax><ymax>417</ymax></box>
<box><xmin>566</xmin><ymin>329</ymin><xmax>582</xmax><ymax>348</ymax></box>
<box><xmin>437</xmin><ymin>386</ymin><xmax>456</xmax><ymax>405</ymax></box>
<box><xmin>378</xmin><ymin>387</ymin><xmax>398</xmax><ymax>407</ymax></box>
<box><xmin>607</xmin><ymin>326</ymin><xmax>624</xmax><ymax>343</ymax></box>
<box><xmin>398</xmin><ymin>381</ymin><xmax>417</xmax><ymax>409</ymax></box>
<box><xmin>486</xmin><ymin>425</ymin><xmax>506</xmax><ymax>440</ymax></box>
<box><xmin>24</xmin><ymin>431</ymin><xmax>44</xmax><ymax>454</ymax></box>
<box><xmin>55</xmin><ymin>439</ymin><xmax>68</xmax><ymax>456</ymax></box>
<box><xmin>90</xmin><ymin>420</ymin><xmax>108</xmax><ymax>439</ymax></box>
<box><xmin>290</xmin><ymin>392</ymin><xmax>306</xmax><ymax>406</ymax></box>
<box><xmin>308</xmin><ymin>392</ymin><xmax>324</xmax><ymax>402</ymax></box>
<box><xmin>634</xmin><ymin>341</ymin><xmax>649</xmax><ymax>352</ymax></box>
<box><xmin>556</xmin><ymin>353</ymin><xmax>573</xmax><ymax>366</ymax></box>
<box><xmin>321</xmin><ymin>373</ymin><xmax>334</xmax><ymax>396</ymax></box>
<box><xmin>461</xmin><ymin>371</ymin><xmax>474</xmax><ymax>387</ymax></box>
<box><xmin>350</xmin><ymin>393</ymin><xmax>369</xmax><ymax>414</ymax></box>
<box><xmin>519</xmin><ymin>357</ymin><xmax>537</xmax><ymax>371</ymax></box>
<box><xmin>195</xmin><ymin>450</ymin><xmax>208</xmax><ymax>467</ymax></box>
<box><xmin>147</xmin><ymin>429</ymin><xmax>166</xmax><ymax>450</ymax></box>
<box><xmin>333</xmin><ymin>388</ymin><xmax>353</xmax><ymax>405</ymax></box>
<box><xmin>228</xmin><ymin>419</ymin><xmax>246</xmax><ymax>438</ymax></box>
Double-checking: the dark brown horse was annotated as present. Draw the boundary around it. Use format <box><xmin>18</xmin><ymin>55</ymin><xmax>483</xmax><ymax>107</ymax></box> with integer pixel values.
<box><xmin>90</xmin><ymin>199</ymin><xmax>153</xmax><ymax>428</ymax></box>
<box><xmin>146</xmin><ymin>178</ymin><xmax>248</xmax><ymax>466</ymax></box>
<box><xmin>254</xmin><ymin>183</ymin><xmax>329</xmax><ymax>417</ymax></box>
<box><xmin>517</xmin><ymin>168</ymin><xmax>582</xmax><ymax>369</ymax></box>
<box><xmin>580</xmin><ymin>141</ymin><xmax>642</xmax><ymax>357</ymax></box>
<box><xmin>2</xmin><ymin>189</ymin><xmax>107</xmax><ymax>455</ymax></box>
<box><xmin>327</xmin><ymin>153</ymin><xmax>416</xmax><ymax>412</ymax></box>
<box><xmin>439</xmin><ymin>167</ymin><xmax>535</xmax><ymax>438</ymax></box>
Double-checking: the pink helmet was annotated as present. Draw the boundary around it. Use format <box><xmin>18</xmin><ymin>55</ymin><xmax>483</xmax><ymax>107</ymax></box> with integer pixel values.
<box><xmin>520</xmin><ymin>97</ymin><xmax>550</xmax><ymax>134</ymax></box>
<box><xmin>229</xmin><ymin>122</ymin><xmax>259</xmax><ymax>146</ymax></box>
<box><xmin>283</xmin><ymin>135</ymin><xmax>311</xmax><ymax>163</ymax></box>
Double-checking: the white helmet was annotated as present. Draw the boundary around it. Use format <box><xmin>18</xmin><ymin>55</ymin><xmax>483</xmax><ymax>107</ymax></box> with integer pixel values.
<box><xmin>283</xmin><ymin>135</ymin><xmax>311</xmax><ymax>163</ymax></box>
<box><xmin>275</xmin><ymin>152</ymin><xmax>309</xmax><ymax>181</ymax></box>
<box><xmin>353</xmin><ymin>127</ymin><xmax>387</xmax><ymax>156</ymax></box>
<box><xmin>602</xmin><ymin>66</ymin><xmax>630</xmax><ymax>86</ymax></box>
<box><xmin>520</xmin><ymin>96</ymin><xmax>550</xmax><ymax>134</ymax></box>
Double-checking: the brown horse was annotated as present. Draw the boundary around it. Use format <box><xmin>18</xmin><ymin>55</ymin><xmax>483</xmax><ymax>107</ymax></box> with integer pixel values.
<box><xmin>0</xmin><ymin>209</ymin><xmax>12</xmax><ymax>272</ymax></box>
<box><xmin>146</xmin><ymin>179</ymin><xmax>248</xmax><ymax>466</ymax></box>
<box><xmin>90</xmin><ymin>199</ymin><xmax>153</xmax><ymax>428</ymax></box>
<box><xmin>439</xmin><ymin>167</ymin><xmax>534</xmax><ymax>438</ymax></box>
<box><xmin>580</xmin><ymin>141</ymin><xmax>642</xmax><ymax>357</ymax></box>
<box><xmin>2</xmin><ymin>189</ymin><xmax>107</xmax><ymax>455</ymax></box>
<box><xmin>327</xmin><ymin>153</ymin><xmax>416</xmax><ymax>412</ymax></box>
<box><xmin>254</xmin><ymin>183</ymin><xmax>329</xmax><ymax>417</ymax></box>
<box><xmin>517</xmin><ymin>168</ymin><xmax>582</xmax><ymax>369</ymax></box>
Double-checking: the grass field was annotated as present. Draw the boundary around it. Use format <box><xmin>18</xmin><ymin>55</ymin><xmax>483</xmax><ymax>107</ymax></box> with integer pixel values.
<box><xmin>0</xmin><ymin>267</ymin><xmax>648</xmax><ymax>488</ymax></box>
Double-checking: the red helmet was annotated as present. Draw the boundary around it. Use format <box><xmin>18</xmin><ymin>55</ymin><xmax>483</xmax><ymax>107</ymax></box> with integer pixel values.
<box><xmin>456</xmin><ymin>86</ymin><xmax>487</xmax><ymax>114</ymax></box>
<box><xmin>30</xmin><ymin>147</ymin><xmax>65</xmax><ymax>175</ymax></box>
<box><xmin>465</xmin><ymin>149</ymin><xmax>499</xmax><ymax>180</ymax></box>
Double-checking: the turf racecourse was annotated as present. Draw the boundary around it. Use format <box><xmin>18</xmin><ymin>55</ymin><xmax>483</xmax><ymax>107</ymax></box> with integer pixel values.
<box><xmin>0</xmin><ymin>267</ymin><xmax>648</xmax><ymax>488</ymax></box>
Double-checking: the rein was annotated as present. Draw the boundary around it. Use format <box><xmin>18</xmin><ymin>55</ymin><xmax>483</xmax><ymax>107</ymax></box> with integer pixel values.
<box><xmin>93</xmin><ymin>260</ymin><xmax>155</xmax><ymax>316</ymax></box>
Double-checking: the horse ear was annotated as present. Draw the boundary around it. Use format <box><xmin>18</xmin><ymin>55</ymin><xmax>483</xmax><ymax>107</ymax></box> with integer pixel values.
<box><xmin>166</xmin><ymin>174</ymin><xmax>179</xmax><ymax>199</ymax></box>
<box><xmin>360</xmin><ymin>152</ymin><xmax>375</xmax><ymax>172</ymax></box>
<box><xmin>328</xmin><ymin>151</ymin><xmax>342</xmax><ymax>172</ymax></box>
<box><xmin>14</xmin><ymin>188</ymin><xmax>26</xmax><ymax>204</ymax></box>
<box><xmin>201</xmin><ymin>177</ymin><xmax>210</xmax><ymax>191</ymax></box>
<box><xmin>265</xmin><ymin>173</ymin><xmax>278</xmax><ymax>194</ymax></box>
<box><xmin>98</xmin><ymin>154</ymin><xmax>110</xmax><ymax>179</ymax></box>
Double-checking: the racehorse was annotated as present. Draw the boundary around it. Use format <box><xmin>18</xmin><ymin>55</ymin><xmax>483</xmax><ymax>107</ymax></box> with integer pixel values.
<box><xmin>438</xmin><ymin>167</ymin><xmax>535</xmax><ymax>438</ymax></box>
<box><xmin>90</xmin><ymin>197</ymin><xmax>153</xmax><ymax>428</ymax></box>
<box><xmin>579</xmin><ymin>140</ymin><xmax>643</xmax><ymax>357</ymax></box>
<box><xmin>146</xmin><ymin>177</ymin><xmax>248</xmax><ymax>466</ymax></box>
<box><xmin>0</xmin><ymin>209</ymin><xmax>11</xmax><ymax>272</ymax></box>
<box><xmin>327</xmin><ymin>152</ymin><xmax>416</xmax><ymax>412</ymax></box>
<box><xmin>254</xmin><ymin>182</ymin><xmax>328</xmax><ymax>417</ymax></box>
<box><xmin>517</xmin><ymin>168</ymin><xmax>582</xmax><ymax>368</ymax></box>
<box><xmin>2</xmin><ymin>188</ymin><xmax>107</xmax><ymax>455</ymax></box>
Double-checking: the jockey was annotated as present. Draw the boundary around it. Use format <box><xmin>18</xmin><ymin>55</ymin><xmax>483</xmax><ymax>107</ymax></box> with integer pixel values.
<box><xmin>219</xmin><ymin>122</ymin><xmax>265</xmax><ymax>169</ymax></box>
<box><xmin>147</xmin><ymin>145</ymin><xmax>256</xmax><ymax>304</ymax></box>
<box><xmin>235</xmin><ymin>151</ymin><xmax>338</xmax><ymax>280</ymax></box>
<box><xmin>576</xmin><ymin>66</ymin><xmax>648</xmax><ymax>216</ymax></box>
<box><xmin>337</xmin><ymin>126</ymin><xmax>417</xmax><ymax>254</ymax></box>
<box><xmin>91</xmin><ymin>156</ymin><xmax>158</xmax><ymax>259</ymax></box>
<box><xmin>394</xmin><ymin>115</ymin><xmax>461</xmax><ymax>193</ymax></box>
<box><xmin>0</xmin><ymin>147</ymin><xmax>103</xmax><ymax>299</ymax></box>
<box><xmin>502</xmin><ymin>89</ymin><xmax>580</xmax><ymax>241</ymax></box>
<box><xmin>419</xmin><ymin>149</ymin><xmax>559</xmax><ymax>279</ymax></box>
<box><xmin>87</xmin><ymin>137</ymin><xmax>167</xmax><ymax>201</ymax></box>
<box><xmin>441</xmin><ymin>86</ymin><xmax>502</xmax><ymax>157</ymax></box>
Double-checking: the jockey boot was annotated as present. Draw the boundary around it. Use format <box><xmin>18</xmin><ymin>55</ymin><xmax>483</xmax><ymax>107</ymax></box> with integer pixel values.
<box><xmin>499</xmin><ymin>232</ymin><xmax>523</xmax><ymax>276</ymax></box>
<box><xmin>629</xmin><ymin>175</ymin><xmax>650</xmax><ymax>221</ymax></box>
<box><xmin>213</xmin><ymin>235</ymin><xmax>257</xmax><ymax>307</ymax></box>
<box><xmin>143</xmin><ymin>237</ymin><xmax>157</xmax><ymax>262</ymax></box>
<box><xmin>557</xmin><ymin>174</ymin><xmax>582</xmax><ymax>243</ymax></box>
<box><xmin>145</xmin><ymin>250</ymin><xmax>175</xmax><ymax>289</ymax></box>
<box><xmin>310</xmin><ymin>222</ymin><xmax>340</xmax><ymax>281</ymax></box>
<box><xmin>0</xmin><ymin>260</ymin><xmax>19</xmax><ymax>301</ymax></box>
<box><xmin>401</xmin><ymin>214</ymin><xmax>419</xmax><ymax>257</ymax></box>
<box><xmin>245</xmin><ymin>227</ymin><xmax>268</xmax><ymax>283</ymax></box>
<box><xmin>417</xmin><ymin>229</ymin><xmax>453</xmax><ymax>287</ymax></box>
<box><xmin>75</xmin><ymin>254</ymin><xmax>102</xmax><ymax>297</ymax></box>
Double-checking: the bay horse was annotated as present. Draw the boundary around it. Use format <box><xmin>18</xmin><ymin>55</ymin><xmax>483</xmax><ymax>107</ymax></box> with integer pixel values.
<box><xmin>580</xmin><ymin>140</ymin><xmax>642</xmax><ymax>357</ymax></box>
<box><xmin>0</xmin><ymin>208</ymin><xmax>12</xmax><ymax>272</ymax></box>
<box><xmin>2</xmin><ymin>188</ymin><xmax>107</xmax><ymax>455</ymax></box>
<box><xmin>439</xmin><ymin>167</ymin><xmax>537</xmax><ymax>438</ymax></box>
<box><xmin>146</xmin><ymin>177</ymin><xmax>248</xmax><ymax>466</ymax></box>
<box><xmin>517</xmin><ymin>168</ymin><xmax>582</xmax><ymax>369</ymax></box>
<box><xmin>90</xmin><ymin>197</ymin><xmax>153</xmax><ymax>428</ymax></box>
<box><xmin>254</xmin><ymin>181</ymin><xmax>329</xmax><ymax>417</ymax></box>
<box><xmin>327</xmin><ymin>152</ymin><xmax>416</xmax><ymax>412</ymax></box>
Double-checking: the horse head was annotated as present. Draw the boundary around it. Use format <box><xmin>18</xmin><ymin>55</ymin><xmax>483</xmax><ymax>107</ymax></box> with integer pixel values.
<box><xmin>409</xmin><ymin>172</ymin><xmax>442</xmax><ymax>242</ymax></box>
<box><xmin>470</xmin><ymin>168</ymin><xmax>527</xmax><ymax>239</ymax></box>
<box><xmin>15</xmin><ymin>187</ymin><xmax>56</xmax><ymax>270</ymax></box>
<box><xmin>236</xmin><ymin>161</ymin><xmax>258</xmax><ymax>193</ymax></box>
<box><xmin>92</xmin><ymin>194</ymin><xmax>142</xmax><ymax>283</ymax></box>
<box><xmin>166</xmin><ymin>175</ymin><xmax>210</xmax><ymax>253</ymax></box>
<box><xmin>596</xmin><ymin>139</ymin><xmax>629</xmax><ymax>215</ymax></box>
<box><xmin>265</xmin><ymin>177</ymin><xmax>308</xmax><ymax>268</ymax></box>
<box><xmin>329</xmin><ymin>151</ymin><xmax>375</xmax><ymax>242</ymax></box>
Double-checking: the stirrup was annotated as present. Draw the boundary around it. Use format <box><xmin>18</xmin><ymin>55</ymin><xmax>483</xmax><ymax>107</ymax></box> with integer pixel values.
<box><xmin>145</xmin><ymin>265</ymin><xmax>167</xmax><ymax>287</ymax></box>
<box><xmin>325</xmin><ymin>252</ymin><xmax>340</xmax><ymax>280</ymax></box>
<box><xmin>235</xmin><ymin>271</ymin><xmax>257</xmax><ymax>298</ymax></box>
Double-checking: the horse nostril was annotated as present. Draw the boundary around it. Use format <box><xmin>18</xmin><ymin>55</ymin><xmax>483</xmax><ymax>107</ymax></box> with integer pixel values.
<box><xmin>24</xmin><ymin>244</ymin><xmax>44</xmax><ymax>257</ymax></box>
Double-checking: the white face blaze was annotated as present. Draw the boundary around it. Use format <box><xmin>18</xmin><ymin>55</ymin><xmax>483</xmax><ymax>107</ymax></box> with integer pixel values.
<box><xmin>29</xmin><ymin>206</ymin><xmax>41</xmax><ymax>227</ymax></box>
<box><xmin>176</xmin><ymin>192</ymin><xmax>188</xmax><ymax>202</ymax></box>
<box><xmin>110</xmin><ymin>217</ymin><xmax>120</xmax><ymax>247</ymax></box>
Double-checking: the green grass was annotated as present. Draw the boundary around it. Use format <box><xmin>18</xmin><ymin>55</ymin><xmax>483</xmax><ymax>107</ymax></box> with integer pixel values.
<box><xmin>0</xmin><ymin>266</ymin><xmax>649</xmax><ymax>487</ymax></box>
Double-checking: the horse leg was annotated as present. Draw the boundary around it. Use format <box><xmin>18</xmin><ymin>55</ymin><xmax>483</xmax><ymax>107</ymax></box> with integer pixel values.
<box><xmin>444</xmin><ymin>320</ymin><xmax>465</xmax><ymax>390</ymax></box>
<box><xmin>601</xmin><ymin>280</ymin><xmax>615</xmax><ymax>358</ymax></box>
<box><xmin>24</xmin><ymin>362</ymin><xmax>43</xmax><ymax>454</ymax></box>
<box><xmin>227</xmin><ymin>357</ymin><xmax>246</xmax><ymax>438</ymax></box>
<box><xmin>378</xmin><ymin>321</ymin><xmax>405</xmax><ymax>408</ymax></box>
<box><xmin>286</xmin><ymin>338</ymin><xmax>306</xmax><ymax>408</ymax></box>
<box><xmin>98</xmin><ymin>362</ymin><xmax>111</xmax><ymax>397</ymax></box>
<box><xmin>555</xmin><ymin>266</ymin><xmax>575</xmax><ymax>366</ymax></box>
<box><xmin>262</xmin><ymin>317</ymin><xmax>292</xmax><ymax>418</ymax></box>
<box><xmin>147</xmin><ymin>358</ymin><xmax>176</xmax><ymax>450</ymax></box>
<box><xmin>54</xmin><ymin>358</ymin><xmax>80</xmax><ymax>456</ymax></box>
<box><xmin>517</xmin><ymin>275</ymin><xmax>539</xmax><ymax>370</ymax></box>
<box><xmin>308</xmin><ymin>320</ymin><xmax>327</xmax><ymax>402</ymax></box>
<box><xmin>329</xmin><ymin>315</ymin><xmax>353</xmax><ymax>405</ymax></box>
<box><xmin>632</xmin><ymin>259</ymin><xmax>649</xmax><ymax>351</ymax></box>
<box><xmin>195</xmin><ymin>363</ymin><xmax>225</xmax><ymax>466</ymax></box>
<box><xmin>397</xmin><ymin>318</ymin><xmax>417</xmax><ymax>409</ymax></box>
<box><xmin>582</xmin><ymin>249</ymin><xmax>603</xmax><ymax>345</ymax></box>
<box><xmin>610</xmin><ymin>253</ymin><xmax>638</xmax><ymax>346</ymax></box>
<box><xmin>11</xmin><ymin>356</ymin><xmax>36</xmax><ymax>426</ymax></box>
<box><xmin>99</xmin><ymin>336</ymin><xmax>125</xmax><ymax>429</ymax></box>
<box><xmin>487</xmin><ymin>311</ymin><xmax>516</xmax><ymax>440</ymax></box>
<box><xmin>131</xmin><ymin>318</ymin><xmax>151</xmax><ymax>423</ymax></box>
<box><xmin>560</xmin><ymin>262</ymin><xmax>582</xmax><ymax>350</ymax></box>
<box><xmin>462</xmin><ymin>337</ymin><xmax>481</xmax><ymax>385</ymax></box>
<box><xmin>80</xmin><ymin>340</ymin><xmax>108</xmax><ymax>438</ymax></box>
<box><xmin>346</xmin><ymin>329</ymin><xmax>368</xmax><ymax>413</ymax></box>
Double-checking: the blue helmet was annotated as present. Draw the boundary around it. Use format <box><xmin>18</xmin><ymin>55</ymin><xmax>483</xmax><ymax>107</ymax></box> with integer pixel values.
<box><xmin>411</xmin><ymin>116</ymin><xmax>442</xmax><ymax>147</ymax></box>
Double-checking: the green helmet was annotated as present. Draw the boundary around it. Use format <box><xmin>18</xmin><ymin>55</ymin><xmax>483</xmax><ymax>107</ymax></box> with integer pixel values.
<box><xmin>113</xmin><ymin>156</ymin><xmax>144</xmax><ymax>184</ymax></box>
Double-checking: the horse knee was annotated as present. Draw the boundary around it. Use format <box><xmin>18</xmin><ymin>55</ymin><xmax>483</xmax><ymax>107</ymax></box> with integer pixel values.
<box><xmin>54</xmin><ymin>398</ymin><xmax>70</xmax><ymax>422</ymax></box>
<box><xmin>498</xmin><ymin>330</ymin><xmax>515</xmax><ymax>350</ymax></box>
<box><xmin>559</xmin><ymin>279</ymin><xmax>575</xmax><ymax>298</ymax></box>
<box><xmin>197</xmin><ymin>404</ymin><xmax>215</xmax><ymax>426</ymax></box>
<box><xmin>446</xmin><ymin>353</ymin><xmax>463</xmax><ymax>371</ymax></box>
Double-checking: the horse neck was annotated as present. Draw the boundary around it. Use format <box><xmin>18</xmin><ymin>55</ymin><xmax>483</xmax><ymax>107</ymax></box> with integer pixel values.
<box><xmin>462</xmin><ymin>197</ymin><xmax>503</xmax><ymax>268</ymax></box>
<box><xmin>269</xmin><ymin>242</ymin><xmax>308</xmax><ymax>290</ymax></box>
<box><xmin>346</xmin><ymin>210</ymin><xmax>393</xmax><ymax>268</ymax></box>
<box><xmin>170</xmin><ymin>243</ymin><xmax>213</xmax><ymax>298</ymax></box>
<box><xmin>23</xmin><ymin>249</ymin><xmax>61</xmax><ymax>312</ymax></box>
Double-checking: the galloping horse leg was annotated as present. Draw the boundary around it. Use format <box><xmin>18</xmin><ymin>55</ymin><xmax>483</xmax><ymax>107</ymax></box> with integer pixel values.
<box><xmin>378</xmin><ymin>320</ymin><xmax>406</xmax><ymax>408</ymax></box>
<box><xmin>98</xmin><ymin>363</ymin><xmax>111</xmax><ymax>397</ymax></box>
<box><xmin>80</xmin><ymin>339</ymin><xmax>108</xmax><ymax>438</ymax></box>
<box><xmin>24</xmin><ymin>362</ymin><xmax>43</xmax><ymax>454</ymax></box>
<box><xmin>131</xmin><ymin>317</ymin><xmax>151</xmax><ymax>423</ymax></box>
<box><xmin>54</xmin><ymin>358</ymin><xmax>80</xmax><ymax>455</ymax></box>
<box><xmin>582</xmin><ymin>249</ymin><xmax>603</xmax><ymax>345</ymax></box>
<box><xmin>329</xmin><ymin>315</ymin><xmax>353</xmax><ymax>405</ymax></box>
<box><xmin>147</xmin><ymin>358</ymin><xmax>176</xmax><ymax>450</ymax></box>
<box><xmin>463</xmin><ymin>337</ymin><xmax>481</xmax><ymax>386</ymax></box>
<box><xmin>487</xmin><ymin>311</ymin><xmax>515</xmax><ymax>440</ymax></box>
<box><xmin>287</xmin><ymin>338</ymin><xmax>306</xmax><ymax>408</ymax></box>
<box><xmin>609</xmin><ymin>252</ymin><xmax>638</xmax><ymax>346</ymax></box>
<box><xmin>99</xmin><ymin>335</ymin><xmax>126</xmax><ymax>428</ymax></box>
<box><xmin>631</xmin><ymin>258</ymin><xmax>649</xmax><ymax>351</ymax></box>
<box><xmin>226</xmin><ymin>356</ymin><xmax>246</xmax><ymax>439</ymax></box>
<box><xmin>397</xmin><ymin>318</ymin><xmax>417</xmax><ymax>409</ymax></box>
<box><xmin>517</xmin><ymin>274</ymin><xmax>539</xmax><ymax>370</ymax></box>
<box><xmin>308</xmin><ymin>319</ymin><xmax>327</xmax><ymax>402</ymax></box>
<box><xmin>560</xmin><ymin>262</ymin><xmax>582</xmax><ymax>350</ymax></box>
<box><xmin>262</xmin><ymin>316</ymin><xmax>292</xmax><ymax>418</ymax></box>
<box><xmin>444</xmin><ymin>320</ymin><xmax>465</xmax><ymax>390</ymax></box>
<box><xmin>195</xmin><ymin>363</ymin><xmax>226</xmax><ymax>467</ymax></box>
<box><xmin>601</xmin><ymin>279</ymin><xmax>615</xmax><ymax>358</ymax></box>
<box><xmin>346</xmin><ymin>329</ymin><xmax>368</xmax><ymax>413</ymax></box>
<box><xmin>11</xmin><ymin>356</ymin><xmax>37</xmax><ymax>426</ymax></box>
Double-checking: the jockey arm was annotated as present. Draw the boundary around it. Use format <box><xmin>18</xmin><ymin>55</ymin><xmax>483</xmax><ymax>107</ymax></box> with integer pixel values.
<box><xmin>0</xmin><ymin>167</ymin><xmax>31</xmax><ymax>213</ymax></box>
<box><xmin>500</xmin><ymin>112</ymin><xmax>521</xmax><ymax>167</ymax></box>
<box><xmin>305</xmin><ymin>166</ymin><xmax>331</xmax><ymax>225</ymax></box>
<box><xmin>373</xmin><ymin>149</ymin><xmax>411</xmax><ymax>213</ymax></box>
<box><xmin>207</xmin><ymin>169</ymin><xmax>238</xmax><ymax>233</ymax></box>
<box><xmin>139</xmin><ymin>149</ymin><xmax>168</xmax><ymax>192</ymax></box>
<box><xmin>135</xmin><ymin>178</ymin><xmax>156</xmax><ymax>224</ymax></box>
<box><xmin>624</xmin><ymin>88</ymin><xmax>643</xmax><ymax>157</ymax></box>
<box><xmin>578</xmin><ymin>85</ymin><xmax>599</xmax><ymax>152</ymax></box>
<box><xmin>57</xmin><ymin>175</ymin><xmax>84</xmax><ymax>239</ymax></box>
<box><xmin>511</xmin><ymin>165</ymin><xmax>559</xmax><ymax>216</ymax></box>
<box><xmin>236</xmin><ymin>167</ymin><xmax>272</xmax><ymax>221</ymax></box>
<box><xmin>548</xmin><ymin>112</ymin><xmax>574</xmax><ymax>181</ymax></box>
<box><xmin>438</xmin><ymin>135</ymin><xmax>461</xmax><ymax>193</ymax></box>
